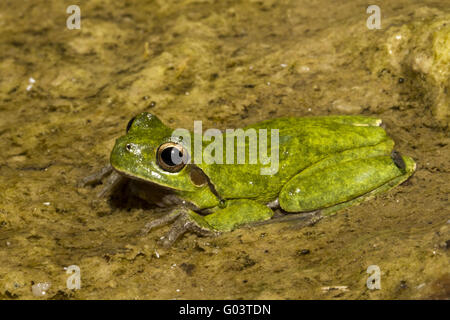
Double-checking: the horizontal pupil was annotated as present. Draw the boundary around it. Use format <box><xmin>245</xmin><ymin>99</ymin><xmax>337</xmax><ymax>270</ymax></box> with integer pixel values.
<box><xmin>161</xmin><ymin>147</ymin><xmax>183</xmax><ymax>166</ymax></box>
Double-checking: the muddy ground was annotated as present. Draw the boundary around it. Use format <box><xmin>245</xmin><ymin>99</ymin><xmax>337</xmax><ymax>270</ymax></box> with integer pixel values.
<box><xmin>0</xmin><ymin>0</ymin><xmax>448</xmax><ymax>299</ymax></box>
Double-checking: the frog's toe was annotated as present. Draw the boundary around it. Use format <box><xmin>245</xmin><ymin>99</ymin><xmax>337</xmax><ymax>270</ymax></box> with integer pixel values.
<box><xmin>141</xmin><ymin>207</ymin><xmax>220</xmax><ymax>247</ymax></box>
<box><xmin>158</xmin><ymin>215</ymin><xmax>219</xmax><ymax>248</ymax></box>
<box><xmin>141</xmin><ymin>209</ymin><xmax>181</xmax><ymax>236</ymax></box>
<box><xmin>79</xmin><ymin>165</ymin><xmax>113</xmax><ymax>187</ymax></box>
<box><xmin>79</xmin><ymin>164</ymin><xmax>125</xmax><ymax>198</ymax></box>
<box><xmin>96</xmin><ymin>171</ymin><xmax>124</xmax><ymax>198</ymax></box>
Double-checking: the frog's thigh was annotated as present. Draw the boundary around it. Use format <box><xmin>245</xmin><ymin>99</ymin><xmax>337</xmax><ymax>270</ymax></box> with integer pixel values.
<box><xmin>279</xmin><ymin>153</ymin><xmax>416</xmax><ymax>213</ymax></box>
<box><xmin>204</xmin><ymin>199</ymin><xmax>274</xmax><ymax>232</ymax></box>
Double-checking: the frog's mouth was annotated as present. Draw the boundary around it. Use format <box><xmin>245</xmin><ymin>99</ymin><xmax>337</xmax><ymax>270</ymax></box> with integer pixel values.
<box><xmin>112</xmin><ymin>166</ymin><xmax>200</xmax><ymax>208</ymax></box>
<box><xmin>111</xmin><ymin>165</ymin><xmax>174</xmax><ymax>191</ymax></box>
<box><xmin>112</xmin><ymin>164</ymin><xmax>219</xmax><ymax>212</ymax></box>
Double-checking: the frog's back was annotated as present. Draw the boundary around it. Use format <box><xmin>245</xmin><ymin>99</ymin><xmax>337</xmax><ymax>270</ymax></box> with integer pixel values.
<box><xmin>244</xmin><ymin>115</ymin><xmax>382</xmax><ymax>131</ymax></box>
<box><xmin>198</xmin><ymin>115</ymin><xmax>389</xmax><ymax>203</ymax></box>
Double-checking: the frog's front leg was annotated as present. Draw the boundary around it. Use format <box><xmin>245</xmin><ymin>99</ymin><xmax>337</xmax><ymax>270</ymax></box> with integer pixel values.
<box><xmin>79</xmin><ymin>164</ymin><xmax>113</xmax><ymax>186</ymax></box>
<box><xmin>79</xmin><ymin>164</ymin><xmax>124</xmax><ymax>198</ymax></box>
<box><xmin>142</xmin><ymin>199</ymin><xmax>274</xmax><ymax>247</ymax></box>
<box><xmin>142</xmin><ymin>206</ymin><xmax>220</xmax><ymax>247</ymax></box>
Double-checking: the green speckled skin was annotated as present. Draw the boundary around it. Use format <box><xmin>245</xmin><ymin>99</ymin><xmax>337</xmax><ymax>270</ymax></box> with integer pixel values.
<box><xmin>110</xmin><ymin>113</ymin><xmax>416</xmax><ymax>232</ymax></box>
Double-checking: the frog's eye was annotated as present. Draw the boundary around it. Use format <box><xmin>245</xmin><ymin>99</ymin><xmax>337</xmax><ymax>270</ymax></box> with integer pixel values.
<box><xmin>156</xmin><ymin>142</ymin><xmax>189</xmax><ymax>173</ymax></box>
<box><xmin>126</xmin><ymin>116</ymin><xmax>137</xmax><ymax>133</ymax></box>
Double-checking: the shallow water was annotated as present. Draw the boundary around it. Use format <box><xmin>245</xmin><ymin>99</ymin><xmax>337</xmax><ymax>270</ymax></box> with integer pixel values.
<box><xmin>0</xmin><ymin>0</ymin><xmax>448</xmax><ymax>299</ymax></box>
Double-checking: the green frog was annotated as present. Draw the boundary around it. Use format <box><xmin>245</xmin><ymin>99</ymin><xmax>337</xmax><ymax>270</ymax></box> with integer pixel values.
<box><xmin>81</xmin><ymin>113</ymin><xmax>415</xmax><ymax>247</ymax></box>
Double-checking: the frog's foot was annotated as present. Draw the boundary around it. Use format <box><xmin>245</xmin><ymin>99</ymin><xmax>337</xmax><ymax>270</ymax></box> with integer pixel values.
<box><xmin>79</xmin><ymin>164</ymin><xmax>124</xmax><ymax>198</ymax></box>
<box><xmin>79</xmin><ymin>165</ymin><xmax>113</xmax><ymax>187</ymax></box>
<box><xmin>141</xmin><ymin>206</ymin><xmax>220</xmax><ymax>247</ymax></box>
<box><xmin>142</xmin><ymin>200</ymin><xmax>275</xmax><ymax>247</ymax></box>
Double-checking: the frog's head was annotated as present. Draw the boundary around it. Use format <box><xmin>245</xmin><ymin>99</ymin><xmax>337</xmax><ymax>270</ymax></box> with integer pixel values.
<box><xmin>110</xmin><ymin>112</ymin><xmax>205</xmax><ymax>192</ymax></box>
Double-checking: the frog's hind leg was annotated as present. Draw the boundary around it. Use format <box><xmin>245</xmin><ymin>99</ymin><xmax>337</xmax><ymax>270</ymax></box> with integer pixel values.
<box><xmin>318</xmin><ymin>162</ymin><xmax>415</xmax><ymax>216</ymax></box>
<box><xmin>279</xmin><ymin>142</ymin><xmax>416</xmax><ymax>214</ymax></box>
<box><xmin>259</xmin><ymin>156</ymin><xmax>413</xmax><ymax>228</ymax></box>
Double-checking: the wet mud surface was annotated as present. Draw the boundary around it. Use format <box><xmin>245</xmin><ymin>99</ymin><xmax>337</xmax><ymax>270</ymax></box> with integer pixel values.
<box><xmin>0</xmin><ymin>0</ymin><xmax>448</xmax><ymax>299</ymax></box>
